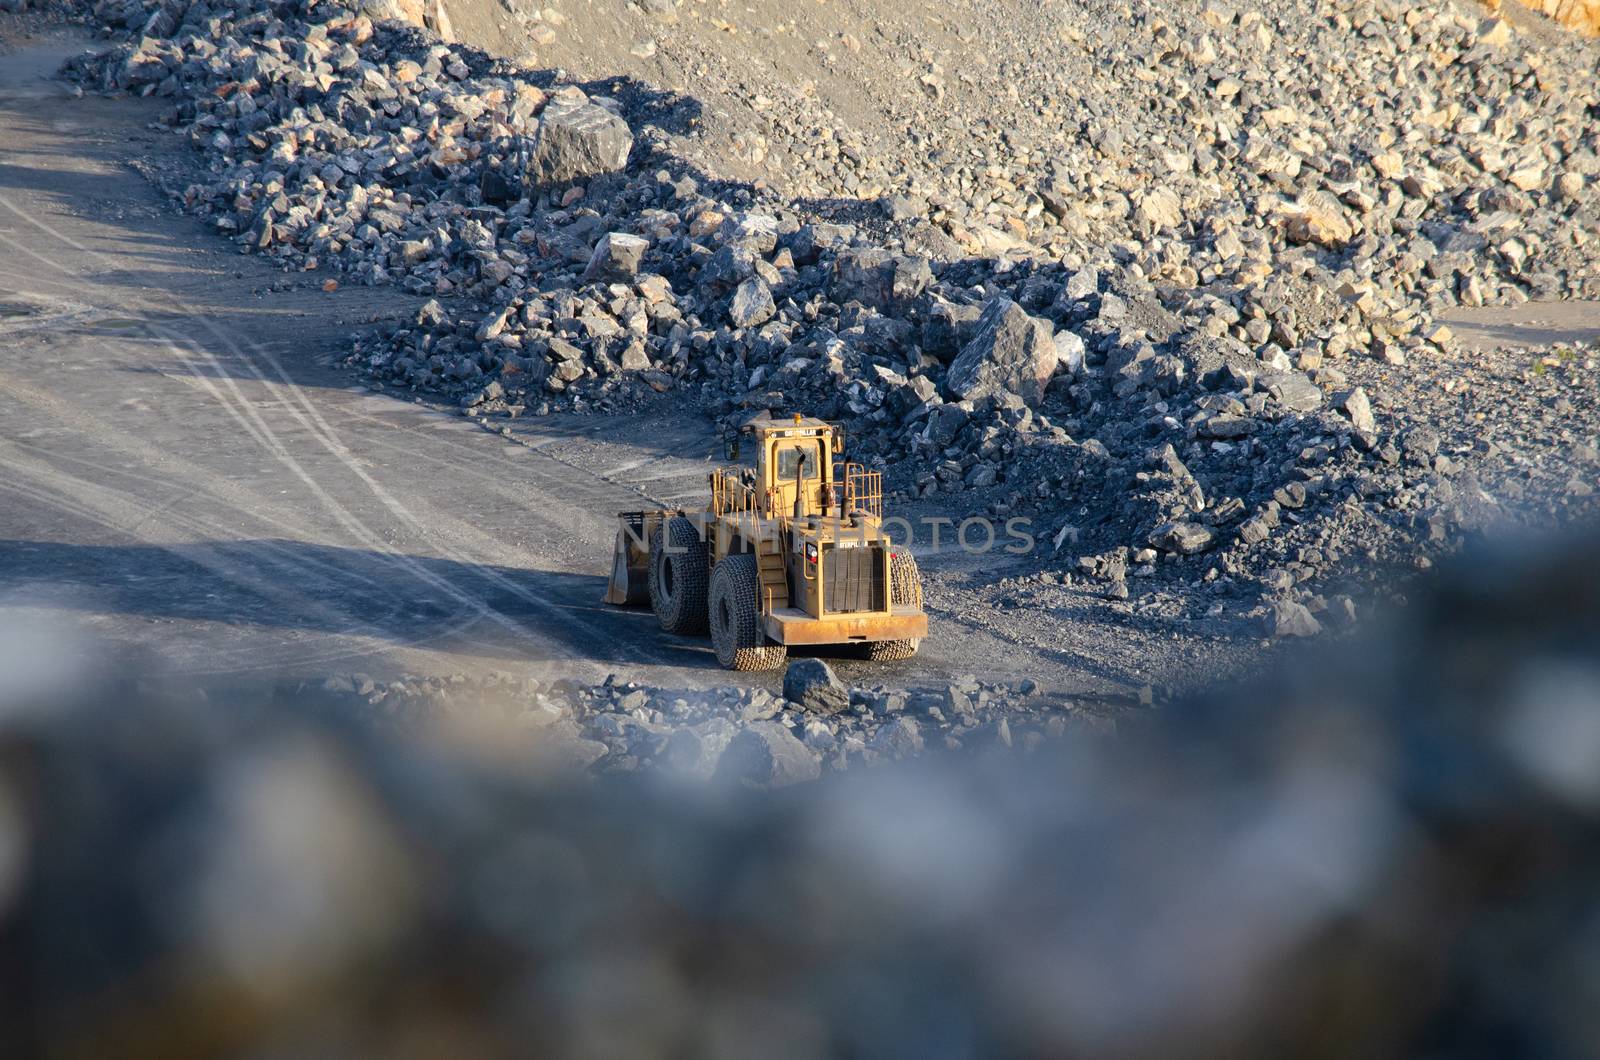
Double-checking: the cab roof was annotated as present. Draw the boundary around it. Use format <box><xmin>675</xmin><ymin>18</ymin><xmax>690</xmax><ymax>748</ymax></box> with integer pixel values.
<box><xmin>741</xmin><ymin>412</ymin><xmax>835</xmax><ymax>437</ymax></box>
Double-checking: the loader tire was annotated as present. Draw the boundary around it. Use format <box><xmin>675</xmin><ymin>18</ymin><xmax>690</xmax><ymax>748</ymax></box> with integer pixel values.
<box><xmin>650</xmin><ymin>517</ymin><xmax>709</xmax><ymax>634</ymax></box>
<box><xmin>867</xmin><ymin>549</ymin><xmax>922</xmax><ymax>661</ymax></box>
<box><xmin>886</xmin><ymin>548</ymin><xmax>922</xmax><ymax>608</ymax></box>
<box><xmin>709</xmin><ymin>554</ymin><xmax>787</xmax><ymax>671</ymax></box>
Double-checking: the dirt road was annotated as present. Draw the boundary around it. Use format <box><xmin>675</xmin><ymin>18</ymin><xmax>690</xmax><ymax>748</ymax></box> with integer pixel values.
<box><xmin>0</xmin><ymin>35</ymin><xmax>1118</xmax><ymax>692</ymax></box>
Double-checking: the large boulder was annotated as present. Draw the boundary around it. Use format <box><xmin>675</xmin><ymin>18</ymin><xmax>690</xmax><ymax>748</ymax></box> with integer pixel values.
<box><xmin>1133</xmin><ymin>186</ymin><xmax>1183</xmax><ymax>231</ymax></box>
<box><xmin>869</xmin><ymin>717</ymin><xmax>925</xmax><ymax>758</ymax></box>
<box><xmin>921</xmin><ymin>297</ymin><xmax>985</xmax><ymax>363</ymax></box>
<box><xmin>697</xmin><ymin>244</ymin><xmax>758</xmax><ymax>293</ymax></box>
<box><xmin>782</xmin><ymin>659</ymin><xmax>850</xmax><ymax>714</ymax></box>
<box><xmin>944</xmin><ymin>297</ymin><xmax>1059</xmax><ymax>408</ymax></box>
<box><xmin>831</xmin><ymin>248</ymin><xmax>932</xmax><ymax>311</ymax></box>
<box><xmin>1279</xmin><ymin>191</ymin><xmax>1353</xmax><ymax>248</ymax></box>
<box><xmin>728</xmin><ymin>278</ymin><xmax>775</xmax><ymax>329</ymax></box>
<box><xmin>1149</xmin><ymin>521</ymin><xmax>1215</xmax><ymax>556</ymax></box>
<box><xmin>526</xmin><ymin>96</ymin><xmax>633</xmax><ymax>192</ymax></box>
<box><xmin>1266</xmin><ymin>599</ymin><xmax>1323</xmax><ymax>638</ymax></box>
<box><xmin>922</xmin><ymin>402</ymin><xmax>969</xmax><ymax>447</ymax></box>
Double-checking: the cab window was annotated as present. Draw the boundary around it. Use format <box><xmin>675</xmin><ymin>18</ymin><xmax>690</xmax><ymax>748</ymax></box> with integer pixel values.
<box><xmin>775</xmin><ymin>443</ymin><xmax>819</xmax><ymax>480</ymax></box>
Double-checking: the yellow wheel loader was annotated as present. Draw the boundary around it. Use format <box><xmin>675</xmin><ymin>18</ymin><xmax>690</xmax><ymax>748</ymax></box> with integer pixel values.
<box><xmin>603</xmin><ymin>413</ymin><xmax>927</xmax><ymax>671</ymax></box>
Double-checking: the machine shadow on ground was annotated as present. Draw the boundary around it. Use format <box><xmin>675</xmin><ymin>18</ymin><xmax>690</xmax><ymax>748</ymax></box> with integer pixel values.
<box><xmin>0</xmin><ymin>536</ymin><xmax>724</xmax><ymax>667</ymax></box>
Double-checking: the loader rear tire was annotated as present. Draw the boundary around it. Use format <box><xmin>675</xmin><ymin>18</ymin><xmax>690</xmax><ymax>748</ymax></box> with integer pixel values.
<box><xmin>867</xmin><ymin>549</ymin><xmax>922</xmax><ymax>661</ymax></box>
<box><xmin>709</xmin><ymin>554</ymin><xmax>787</xmax><ymax>671</ymax></box>
<box><xmin>650</xmin><ymin>517</ymin><xmax>708</xmax><ymax>634</ymax></box>
<box><xmin>887</xmin><ymin>549</ymin><xmax>922</xmax><ymax>608</ymax></box>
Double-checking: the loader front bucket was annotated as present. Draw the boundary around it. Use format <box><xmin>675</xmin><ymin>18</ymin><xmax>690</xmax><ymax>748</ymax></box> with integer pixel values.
<box><xmin>602</xmin><ymin>514</ymin><xmax>652</xmax><ymax>606</ymax></box>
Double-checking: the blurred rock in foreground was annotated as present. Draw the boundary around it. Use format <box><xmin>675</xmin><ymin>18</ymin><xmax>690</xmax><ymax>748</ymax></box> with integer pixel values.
<box><xmin>1</xmin><ymin>527</ymin><xmax>1599</xmax><ymax>1058</ymax></box>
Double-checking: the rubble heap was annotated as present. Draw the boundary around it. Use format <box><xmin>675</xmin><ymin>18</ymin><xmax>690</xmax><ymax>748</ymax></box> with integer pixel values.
<box><xmin>65</xmin><ymin>0</ymin><xmax>1600</xmax><ymax>631</ymax></box>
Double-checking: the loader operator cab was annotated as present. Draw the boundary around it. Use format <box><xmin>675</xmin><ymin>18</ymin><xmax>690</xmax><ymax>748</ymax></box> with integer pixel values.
<box><xmin>769</xmin><ymin>436</ymin><xmax>822</xmax><ymax>519</ymax></box>
<box><xmin>725</xmin><ymin>414</ymin><xmax>842</xmax><ymax>521</ymax></box>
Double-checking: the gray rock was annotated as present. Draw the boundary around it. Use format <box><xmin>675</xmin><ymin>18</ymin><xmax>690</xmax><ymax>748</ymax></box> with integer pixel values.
<box><xmin>1052</xmin><ymin>329</ymin><xmax>1087</xmax><ymax>378</ymax></box>
<box><xmin>619</xmin><ymin>342</ymin><xmax>651</xmax><ymax>371</ymax></box>
<box><xmin>718</xmin><ymin>213</ymin><xmax>780</xmax><ymax>254</ymax></box>
<box><xmin>832</xmin><ymin>248</ymin><xmax>932</xmax><ymax>310</ymax></box>
<box><xmin>882</xmin><ymin>194</ymin><xmax>921</xmax><ymax>221</ymax></box>
<box><xmin>1266</xmin><ymin>600</ymin><xmax>1323</xmax><ymax>638</ymax></box>
<box><xmin>548</xmin><ymin>337</ymin><xmax>585</xmax><ymax>363</ymax></box>
<box><xmin>728</xmin><ymin>277</ymin><xmax>775</xmax><ymax>329</ymax></box>
<box><xmin>1134</xmin><ymin>186</ymin><xmax>1183</xmax><ymax>231</ymax></box>
<box><xmin>922</xmin><ymin>299</ymin><xmax>984</xmax><ymax>362</ymax></box>
<box><xmin>1198</xmin><ymin>415</ymin><xmax>1256</xmax><ymax>440</ymax></box>
<box><xmin>713</xmin><ymin>721</ymin><xmax>822</xmax><ymax>787</ymax></box>
<box><xmin>783</xmin><ymin>659</ymin><xmax>850</xmax><ymax>714</ymax></box>
<box><xmin>1273</xmin><ymin>483</ymin><xmax>1308</xmax><ymax>510</ymax></box>
<box><xmin>869</xmin><ymin>717</ymin><xmax>924</xmax><ymax>758</ymax></box>
<box><xmin>1259</xmin><ymin>371</ymin><xmax>1323</xmax><ymax>412</ymax></box>
<box><xmin>1337</xmin><ymin>387</ymin><xmax>1376</xmax><ymax>434</ymax></box>
<box><xmin>945</xmin><ymin>297</ymin><xmax>1058</xmax><ymax>408</ymax></box>
<box><xmin>1149</xmin><ymin>521</ymin><xmax>1215</xmax><ymax>555</ymax></box>
<box><xmin>1063</xmin><ymin>266</ymin><xmax>1099</xmax><ymax>302</ymax></box>
<box><xmin>788</xmin><ymin>222</ymin><xmax>854</xmax><ymax>265</ymax></box>
<box><xmin>416</xmin><ymin>300</ymin><xmax>448</xmax><ymax>328</ymax></box>
<box><xmin>698</xmin><ymin>244</ymin><xmax>757</xmax><ymax>293</ymax></box>
<box><xmin>922</xmin><ymin>403</ymin><xmax>969</xmax><ymax>447</ymax></box>
<box><xmin>479</xmin><ymin>166</ymin><xmax>518</xmax><ymax>206</ymax></box>
<box><xmin>1238</xmin><ymin>514</ymin><xmax>1273</xmax><ymax>545</ymax></box>
<box><xmin>1403</xmin><ymin>427</ymin><xmax>1441</xmax><ymax>461</ymax></box>
<box><xmin>461</xmin><ymin>380</ymin><xmax>504</xmax><ymax>408</ymax></box>
<box><xmin>474</xmin><ymin>307</ymin><xmax>510</xmax><ymax>342</ymax></box>
<box><xmin>526</xmin><ymin>97</ymin><xmax>633</xmax><ymax>191</ymax></box>
<box><xmin>581</xmin><ymin>232</ymin><xmax>649</xmax><ymax>283</ymax></box>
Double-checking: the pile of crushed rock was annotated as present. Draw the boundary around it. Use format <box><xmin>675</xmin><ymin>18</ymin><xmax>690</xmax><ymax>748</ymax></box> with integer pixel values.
<box><xmin>60</xmin><ymin>0</ymin><xmax>1600</xmax><ymax>634</ymax></box>
<box><xmin>320</xmin><ymin>656</ymin><xmax>1106</xmax><ymax>786</ymax></box>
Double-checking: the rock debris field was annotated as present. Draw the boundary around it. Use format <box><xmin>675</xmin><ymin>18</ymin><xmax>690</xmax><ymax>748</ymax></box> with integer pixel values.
<box><xmin>49</xmin><ymin>0</ymin><xmax>1600</xmax><ymax>650</ymax></box>
<box><xmin>321</xmin><ymin>657</ymin><xmax>1112</xmax><ymax>784</ymax></box>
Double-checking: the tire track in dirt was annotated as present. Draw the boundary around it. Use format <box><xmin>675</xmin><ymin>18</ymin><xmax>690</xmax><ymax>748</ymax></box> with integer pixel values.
<box><xmin>0</xmin><ymin>198</ymin><xmax>705</xmax><ymax>674</ymax></box>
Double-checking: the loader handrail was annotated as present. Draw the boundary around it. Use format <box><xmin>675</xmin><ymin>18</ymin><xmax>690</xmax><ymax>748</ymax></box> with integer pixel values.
<box><xmin>711</xmin><ymin>466</ymin><xmax>761</xmax><ymax>518</ymax></box>
<box><xmin>829</xmin><ymin>462</ymin><xmax>882</xmax><ymax>520</ymax></box>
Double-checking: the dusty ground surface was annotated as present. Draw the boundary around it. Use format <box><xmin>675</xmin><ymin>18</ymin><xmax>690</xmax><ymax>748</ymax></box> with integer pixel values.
<box><xmin>1441</xmin><ymin>298</ymin><xmax>1600</xmax><ymax>350</ymax></box>
<box><xmin>0</xmin><ymin>27</ymin><xmax>1253</xmax><ymax>696</ymax></box>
